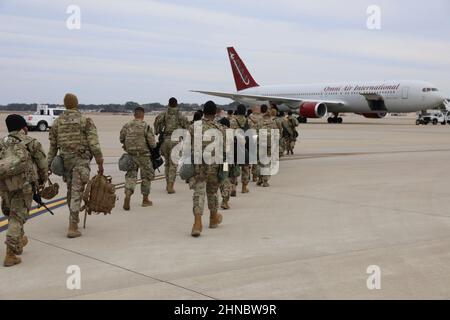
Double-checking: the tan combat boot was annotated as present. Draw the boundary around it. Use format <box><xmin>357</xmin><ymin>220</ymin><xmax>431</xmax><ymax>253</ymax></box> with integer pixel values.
<box><xmin>142</xmin><ymin>195</ymin><xmax>153</xmax><ymax>207</ymax></box>
<box><xmin>123</xmin><ymin>190</ymin><xmax>132</xmax><ymax>211</ymax></box>
<box><xmin>241</xmin><ymin>183</ymin><xmax>249</xmax><ymax>194</ymax></box>
<box><xmin>252</xmin><ymin>175</ymin><xmax>258</xmax><ymax>182</ymax></box>
<box><xmin>263</xmin><ymin>181</ymin><xmax>270</xmax><ymax>187</ymax></box>
<box><xmin>230</xmin><ymin>185</ymin><xmax>237</xmax><ymax>197</ymax></box>
<box><xmin>191</xmin><ymin>211</ymin><xmax>203</xmax><ymax>237</ymax></box>
<box><xmin>16</xmin><ymin>235</ymin><xmax>29</xmax><ymax>255</ymax></box>
<box><xmin>256</xmin><ymin>179</ymin><xmax>263</xmax><ymax>186</ymax></box>
<box><xmin>221</xmin><ymin>199</ymin><xmax>230</xmax><ymax>210</ymax></box>
<box><xmin>166</xmin><ymin>182</ymin><xmax>175</xmax><ymax>194</ymax></box>
<box><xmin>209</xmin><ymin>211</ymin><xmax>223</xmax><ymax>229</ymax></box>
<box><xmin>67</xmin><ymin>222</ymin><xmax>82</xmax><ymax>238</ymax></box>
<box><xmin>4</xmin><ymin>247</ymin><xmax>21</xmax><ymax>267</ymax></box>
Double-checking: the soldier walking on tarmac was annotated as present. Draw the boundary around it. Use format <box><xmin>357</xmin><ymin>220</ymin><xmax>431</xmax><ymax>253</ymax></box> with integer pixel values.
<box><xmin>1</xmin><ymin>115</ymin><xmax>47</xmax><ymax>266</ymax></box>
<box><xmin>48</xmin><ymin>93</ymin><xmax>104</xmax><ymax>238</ymax></box>
<box><xmin>230</xmin><ymin>104</ymin><xmax>254</xmax><ymax>194</ymax></box>
<box><xmin>190</xmin><ymin>101</ymin><xmax>225</xmax><ymax>237</ymax></box>
<box><xmin>154</xmin><ymin>98</ymin><xmax>189</xmax><ymax>194</ymax></box>
<box><xmin>120</xmin><ymin>107</ymin><xmax>156</xmax><ymax>210</ymax></box>
<box><xmin>257</xmin><ymin>104</ymin><xmax>278</xmax><ymax>188</ymax></box>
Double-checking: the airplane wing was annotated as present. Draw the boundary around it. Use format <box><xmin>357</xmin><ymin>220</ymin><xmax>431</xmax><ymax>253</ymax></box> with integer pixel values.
<box><xmin>191</xmin><ymin>90</ymin><xmax>345</xmax><ymax>107</ymax></box>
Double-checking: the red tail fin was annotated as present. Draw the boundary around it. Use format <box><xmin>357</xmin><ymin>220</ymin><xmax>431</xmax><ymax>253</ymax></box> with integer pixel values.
<box><xmin>227</xmin><ymin>47</ymin><xmax>259</xmax><ymax>91</ymax></box>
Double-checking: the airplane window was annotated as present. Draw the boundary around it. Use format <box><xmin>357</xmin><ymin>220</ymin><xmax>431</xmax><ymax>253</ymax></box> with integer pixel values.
<box><xmin>432</xmin><ymin>88</ymin><xmax>438</xmax><ymax>92</ymax></box>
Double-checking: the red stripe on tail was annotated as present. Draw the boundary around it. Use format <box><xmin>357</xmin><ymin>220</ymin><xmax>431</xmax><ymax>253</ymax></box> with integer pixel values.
<box><xmin>227</xmin><ymin>47</ymin><xmax>259</xmax><ymax>91</ymax></box>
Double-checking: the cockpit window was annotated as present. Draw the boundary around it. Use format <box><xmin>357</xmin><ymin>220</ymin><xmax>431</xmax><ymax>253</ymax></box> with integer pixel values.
<box><xmin>423</xmin><ymin>88</ymin><xmax>439</xmax><ymax>92</ymax></box>
<box><xmin>432</xmin><ymin>88</ymin><xmax>438</xmax><ymax>92</ymax></box>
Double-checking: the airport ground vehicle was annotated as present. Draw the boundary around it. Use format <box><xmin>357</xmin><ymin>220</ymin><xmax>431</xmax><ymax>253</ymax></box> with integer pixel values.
<box><xmin>25</xmin><ymin>104</ymin><xmax>65</xmax><ymax>131</ymax></box>
<box><xmin>416</xmin><ymin>111</ymin><xmax>447</xmax><ymax>125</ymax></box>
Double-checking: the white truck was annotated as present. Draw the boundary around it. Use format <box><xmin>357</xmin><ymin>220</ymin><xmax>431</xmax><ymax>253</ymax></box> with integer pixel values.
<box><xmin>416</xmin><ymin>110</ymin><xmax>448</xmax><ymax>126</ymax></box>
<box><xmin>25</xmin><ymin>104</ymin><xmax>65</xmax><ymax>131</ymax></box>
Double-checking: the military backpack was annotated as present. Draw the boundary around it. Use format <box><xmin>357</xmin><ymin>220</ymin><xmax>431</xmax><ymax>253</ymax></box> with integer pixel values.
<box><xmin>0</xmin><ymin>136</ymin><xmax>32</xmax><ymax>192</ymax></box>
<box><xmin>81</xmin><ymin>175</ymin><xmax>117</xmax><ymax>228</ymax></box>
<box><xmin>154</xmin><ymin>108</ymin><xmax>182</xmax><ymax>135</ymax></box>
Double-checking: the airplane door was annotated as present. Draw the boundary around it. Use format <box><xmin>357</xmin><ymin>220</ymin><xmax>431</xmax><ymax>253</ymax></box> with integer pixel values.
<box><xmin>402</xmin><ymin>87</ymin><xmax>409</xmax><ymax>99</ymax></box>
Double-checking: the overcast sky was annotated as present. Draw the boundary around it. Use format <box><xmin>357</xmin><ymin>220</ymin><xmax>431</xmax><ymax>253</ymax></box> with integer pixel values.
<box><xmin>0</xmin><ymin>0</ymin><xmax>449</xmax><ymax>105</ymax></box>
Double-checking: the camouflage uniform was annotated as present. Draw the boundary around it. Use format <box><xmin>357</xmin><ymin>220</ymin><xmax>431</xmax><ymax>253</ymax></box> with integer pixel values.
<box><xmin>230</xmin><ymin>115</ymin><xmax>254</xmax><ymax>187</ymax></box>
<box><xmin>247</xmin><ymin>113</ymin><xmax>261</xmax><ymax>181</ymax></box>
<box><xmin>154</xmin><ymin>106</ymin><xmax>189</xmax><ymax>186</ymax></box>
<box><xmin>190</xmin><ymin>119</ymin><xmax>225</xmax><ymax>215</ymax></box>
<box><xmin>48</xmin><ymin>109</ymin><xmax>103</xmax><ymax>226</ymax></box>
<box><xmin>1</xmin><ymin>131</ymin><xmax>47</xmax><ymax>254</ymax></box>
<box><xmin>274</xmin><ymin>116</ymin><xmax>286</xmax><ymax>157</ymax></box>
<box><xmin>285</xmin><ymin>115</ymin><xmax>299</xmax><ymax>154</ymax></box>
<box><xmin>258</xmin><ymin>113</ymin><xmax>278</xmax><ymax>185</ymax></box>
<box><xmin>219</xmin><ymin>169</ymin><xmax>231</xmax><ymax>204</ymax></box>
<box><xmin>120</xmin><ymin>119</ymin><xmax>156</xmax><ymax>196</ymax></box>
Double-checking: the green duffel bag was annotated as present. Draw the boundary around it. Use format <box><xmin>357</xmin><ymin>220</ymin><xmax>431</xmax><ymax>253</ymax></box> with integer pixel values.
<box><xmin>180</xmin><ymin>162</ymin><xmax>195</xmax><ymax>181</ymax></box>
<box><xmin>118</xmin><ymin>153</ymin><xmax>133</xmax><ymax>172</ymax></box>
<box><xmin>51</xmin><ymin>155</ymin><xmax>65</xmax><ymax>177</ymax></box>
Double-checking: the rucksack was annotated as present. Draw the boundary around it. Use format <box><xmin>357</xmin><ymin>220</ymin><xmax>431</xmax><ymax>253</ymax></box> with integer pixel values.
<box><xmin>81</xmin><ymin>175</ymin><xmax>117</xmax><ymax>228</ymax></box>
<box><xmin>0</xmin><ymin>136</ymin><xmax>32</xmax><ymax>192</ymax></box>
<box><xmin>155</xmin><ymin>108</ymin><xmax>182</xmax><ymax>135</ymax></box>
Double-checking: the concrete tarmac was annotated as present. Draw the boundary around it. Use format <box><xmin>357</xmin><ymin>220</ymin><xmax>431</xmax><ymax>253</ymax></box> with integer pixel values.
<box><xmin>1</xmin><ymin>113</ymin><xmax>450</xmax><ymax>299</ymax></box>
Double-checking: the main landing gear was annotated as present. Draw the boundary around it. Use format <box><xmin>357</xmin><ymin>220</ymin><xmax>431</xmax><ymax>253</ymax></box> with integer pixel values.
<box><xmin>327</xmin><ymin>113</ymin><xmax>343</xmax><ymax>124</ymax></box>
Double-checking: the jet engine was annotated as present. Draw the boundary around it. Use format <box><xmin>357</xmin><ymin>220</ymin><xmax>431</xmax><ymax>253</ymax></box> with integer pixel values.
<box><xmin>299</xmin><ymin>102</ymin><xmax>328</xmax><ymax>118</ymax></box>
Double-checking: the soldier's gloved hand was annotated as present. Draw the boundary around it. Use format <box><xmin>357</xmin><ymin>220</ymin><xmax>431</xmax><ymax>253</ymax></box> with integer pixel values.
<box><xmin>98</xmin><ymin>162</ymin><xmax>104</xmax><ymax>176</ymax></box>
<box><xmin>38</xmin><ymin>177</ymin><xmax>46</xmax><ymax>190</ymax></box>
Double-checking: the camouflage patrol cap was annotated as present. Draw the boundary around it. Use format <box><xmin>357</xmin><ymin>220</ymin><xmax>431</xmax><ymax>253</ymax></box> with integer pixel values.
<box><xmin>64</xmin><ymin>93</ymin><xmax>78</xmax><ymax>109</ymax></box>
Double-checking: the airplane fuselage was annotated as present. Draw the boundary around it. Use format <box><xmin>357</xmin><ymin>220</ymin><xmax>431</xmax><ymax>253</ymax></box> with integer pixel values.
<box><xmin>236</xmin><ymin>80</ymin><xmax>444</xmax><ymax>114</ymax></box>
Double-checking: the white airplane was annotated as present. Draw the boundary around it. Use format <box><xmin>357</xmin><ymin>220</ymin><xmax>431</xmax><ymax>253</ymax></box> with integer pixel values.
<box><xmin>192</xmin><ymin>47</ymin><xmax>445</xmax><ymax>123</ymax></box>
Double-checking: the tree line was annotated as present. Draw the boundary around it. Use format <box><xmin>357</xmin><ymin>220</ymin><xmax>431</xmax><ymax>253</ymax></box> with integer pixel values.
<box><xmin>0</xmin><ymin>101</ymin><xmax>239</xmax><ymax>112</ymax></box>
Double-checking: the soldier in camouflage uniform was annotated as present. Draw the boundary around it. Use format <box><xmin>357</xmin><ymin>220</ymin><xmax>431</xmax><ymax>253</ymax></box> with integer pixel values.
<box><xmin>217</xmin><ymin>117</ymin><xmax>231</xmax><ymax>210</ymax></box>
<box><xmin>285</xmin><ymin>111</ymin><xmax>299</xmax><ymax>155</ymax></box>
<box><xmin>257</xmin><ymin>104</ymin><xmax>278</xmax><ymax>187</ymax></box>
<box><xmin>154</xmin><ymin>98</ymin><xmax>189</xmax><ymax>194</ymax></box>
<box><xmin>230</xmin><ymin>104</ymin><xmax>254</xmax><ymax>194</ymax></box>
<box><xmin>272</xmin><ymin>107</ymin><xmax>286</xmax><ymax>158</ymax></box>
<box><xmin>247</xmin><ymin>109</ymin><xmax>261</xmax><ymax>182</ymax></box>
<box><xmin>48</xmin><ymin>93</ymin><xmax>104</xmax><ymax>238</ymax></box>
<box><xmin>190</xmin><ymin>101</ymin><xmax>224</xmax><ymax>237</ymax></box>
<box><xmin>1</xmin><ymin>115</ymin><xmax>47</xmax><ymax>267</ymax></box>
<box><xmin>120</xmin><ymin>107</ymin><xmax>156</xmax><ymax>210</ymax></box>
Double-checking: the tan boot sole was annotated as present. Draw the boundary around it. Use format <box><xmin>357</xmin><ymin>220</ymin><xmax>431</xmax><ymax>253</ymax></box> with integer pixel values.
<box><xmin>4</xmin><ymin>257</ymin><xmax>21</xmax><ymax>267</ymax></box>
<box><xmin>191</xmin><ymin>229</ymin><xmax>201</xmax><ymax>237</ymax></box>
<box><xmin>67</xmin><ymin>232</ymin><xmax>82</xmax><ymax>238</ymax></box>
